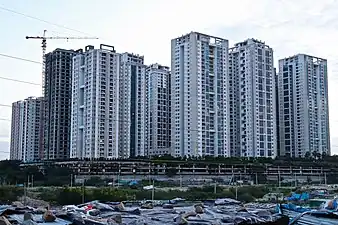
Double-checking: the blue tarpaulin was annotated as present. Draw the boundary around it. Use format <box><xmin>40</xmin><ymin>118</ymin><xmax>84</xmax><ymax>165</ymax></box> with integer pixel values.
<box><xmin>128</xmin><ymin>180</ymin><xmax>138</xmax><ymax>186</ymax></box>
<box><xmin>286</xmin><ymin>192</ymin><xmax>309</xmax><ymax>201</ymax></box>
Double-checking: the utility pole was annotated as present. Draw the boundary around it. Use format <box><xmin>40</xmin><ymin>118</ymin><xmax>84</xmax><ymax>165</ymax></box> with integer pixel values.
<box><xmin>31</xmin><ymin>175</ymin><xmax>34</xmax><ymax>188</ymax></box>
<box><xmin>70</xmin><ymin>174</ymin><xmax>73</xmax><ymax>187</ymax></box>
<box><xmin>180</xmin><ymin>175</ymin><xmax>182</xmax><ymax>188</ymax></box>
<box><xmin>214</xmin><ymin>182</ymin><xmax>217</xmax><ymax>194</ymax></box>
<box><xmin>148</xmin><ymin>164</ymin><xmax>151</xmax><ymax>185</ymax></box>
<box><xmin>24</xmin><ymin>182</ymin><xmax>27</xmax><ymax>205</ymax></box>
<box><xmin>151</xmin><ymin>180</ymin><xmax>155</xmax><ymax>202</ymax></box>
<box><xmin>255</xmin><ymin>173</ymin><xmax>258</xmax><ymax>185</ymax></box>
<box><xmin>278</xmin><ymin>170</ymin><xmax>281</xmax><ymax>188</ymax></box>
<box><xmin>235</xmin><ymin>185</ymin><xmax>238</xmax><ymax>200</ymax></box>
<box><xmin>324</xmin><ymin>172</ymin><xmax>327</xmax><ymax>185</ymax></box>
<box><xmin>82</xmin><ymin>179</ymin><xmax>85</xmax><ymax>204</ymax></box>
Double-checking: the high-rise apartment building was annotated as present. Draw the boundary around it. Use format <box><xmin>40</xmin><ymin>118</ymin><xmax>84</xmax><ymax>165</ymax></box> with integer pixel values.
<box><xmin>119</xmin><ymin>53</ymin><xmax>147</xmax><ymax>158</ymax></box>
<box><xmin>171</xmin><ymin>32</ymin><xmax>230</xmax><ymax>157</ymax></box>
<box><xmin>147</xmin><ymin>63</ymin><xmax>171</xmax><ymax>156</ymax></box>
<box><xmin>10</xmin><ymin>97</ymin><xmax>43</xmax><ymax>162</ymax></box>
<box><xmin>229</xmin><ymin>39</ymin><xmax>276</xmax><ymax>157</ymax></box>
<box><xmin>274</xmin><ymin>68</ymin><xmax>281</xmax><ymax>156</ymax></box>
<box><xmin>277</xmin><ymin>54</ymin><xmax>330</xmax><ymax>157</ymax></box>
<box><xmin>70</xmin><ymin>45</ymin><xmax>120</xmax><ymax>159</ymax></box>
<box><xmin>44</xmin><ymin>48</ymin><xmax>77</xmax><ymax>160</ymax></box>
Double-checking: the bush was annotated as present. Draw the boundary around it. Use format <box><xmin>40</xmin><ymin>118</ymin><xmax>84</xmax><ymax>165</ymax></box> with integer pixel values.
<box><xmin>238</xmin><ymin>193</ymin><xmax>254</xmax><ymax>202</ymax></box>
<box><xmin>56</xmin><ymin>187</ymin><xmax>83</xmax><ymax>205</ymax></box>
<box><xmin>0</xmin><ymin>186</ymin><xmax>24</xmax><ymax>203</ymax></box>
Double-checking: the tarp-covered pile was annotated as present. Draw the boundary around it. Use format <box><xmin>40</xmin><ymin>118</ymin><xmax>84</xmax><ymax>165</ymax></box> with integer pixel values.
<box><xmin>0</xmin><ymin>199</ymin><xmax>289</xmax><ymax>225</ymax></box>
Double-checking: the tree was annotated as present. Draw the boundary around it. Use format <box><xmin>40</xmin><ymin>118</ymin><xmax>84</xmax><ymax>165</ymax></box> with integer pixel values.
<box><xmin>307</xmin><ymin>176</ymin><xmax>312</xmax><ymax>184</ymax></box>
<box><xmin>305</xmin><ymin>152</ymin><xmax>311</xmax><ymax>159</ymax></box>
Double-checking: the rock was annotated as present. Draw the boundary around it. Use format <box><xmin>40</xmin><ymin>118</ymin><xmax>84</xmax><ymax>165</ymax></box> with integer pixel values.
<box><xmin>23</xmin><ymin>213</ymin><xmax>33</xmax><ymax>221</ymax></box>
<box><xmin>0</xmin><ymin>216</ymin><xmax>12</xmax><ymax>225</ymax></box>
<box><xmin>87</xmin><ymin>209</ymin><xmax>100</xmax><ymax>216</ymax></box>
<box><xmin>182</xmin><ymin>211</ymin><xmax>197</xmax><ymax>219</ymax></box>
<box><xmin>194</xmin><ymin>203</ymin><xmax>204</xmax><ymax>208</ymax></box>
<box><xmin>22</xmin><ymin>214</ymin><xmax>37</xmax><ymax>225</ymax></box>
<box><xmin>109</xmin><ymin>214</ymin><xmax>122</xmax><ymax>224</ymax></box>
<box><xmin>174</xmin><ymin>215</ymin><xmax>188</xmax><ymax>225</ymax></box>
<box><xmin>42</xmin><ymin>210</ymin><xmax>56</xmax><ymax>222</ymax></box>
<box><xmin>107</xmin><ymin>219</ymin><xmax>118</xmax><ymax>225</ymax></box>
<box><xmin>12</xmin><ymin>201</ymin><xmax>24</xmax><ymax>208</ymax></box>
<box><xmin>115</xmin><ymin>202</ymin><xmax>125</xmax><ymax>211</ymax></box>
<box><xmin>175</xmin><ymin>211</ymin><xmax>199</xmax><ymax>224</ymax></box>
<box><xmin>194</xmin><ymin>205</ymin><xmax>204</xmax><ymax>214</ymax></box>
<box><xmin>140</xmin><ymin>203</ymin><xmax>153</xmax><ymax>209</ymax></box>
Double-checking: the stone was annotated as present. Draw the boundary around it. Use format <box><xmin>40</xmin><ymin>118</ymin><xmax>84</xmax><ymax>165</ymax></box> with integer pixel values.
<box><xmin>115</xmin><ymin>202</ymin><xmax>125</xmax><ymax>211</ymax></box>
<box><xmin>87</xmin><ymin>209</ymin><xmax>100</xmax><ymax>216</ymax></box>
<box><xmin>194</xmin><ymin>205</ymin><xmax>204</xmax><ymax>214</ymax></box>
<box><xmin>0</xmin><ymin>216</ymin><xmax>11</xmax><ymax>225</ymax></box>
<box><xmin>140</xmin><ymin>203</ymin><xmax>153</xmax><ymax>209</ymax></box>
<box><xmin>194</xmin><ymin>203</ymin><xmax>204</xmax><ymax>208</ymax></box>
<box><xmin>111</xmin><ymin>214</ymin><xmax>122</xmax><ymax>224</ymax></box>
<box><xmin>174</xmin><ymin>216</ymin><xmax>188</xmax><ymax>225</ymax></box>
<box><xmin>42</xmin><ymin>210</ymin><xmax>56</xmax><ymax>222</ymax></box>
<box><xmin>23</xmin><ymin>213</ymin><xmax>33</xmax><ymax>221</ymax></box>
<box><xmin>11</xmin><ymin>201</ymin><xmax>24</xmax><ymax>208</ymax></box>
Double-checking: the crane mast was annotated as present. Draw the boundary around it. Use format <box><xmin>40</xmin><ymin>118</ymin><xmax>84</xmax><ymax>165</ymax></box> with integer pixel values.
<box><xmin>41</xmin><ymin>30</ymin><xmax>47</xmax><ymax>96</ymax></box>
<box><xmin>26</xmin><ymin>30</ymin><xmax>98</xmax><ymax>95</ymax></box>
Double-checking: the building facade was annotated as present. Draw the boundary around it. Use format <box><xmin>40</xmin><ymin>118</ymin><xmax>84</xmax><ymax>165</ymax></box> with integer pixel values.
<box><xmin>44</xmin><ymin>48</ymin><xmax>77</xmax><ymax>160</ymax></box>
<box><xmin>70</xmin><ymin>45</ymin><xmax>120</xmax><ymax>159</ymax></box>
<box><xmin>147</xmin><ymin>63</ymin><xmax>171</xmax><ymax>156</ymax></box>
<box><xmin>10</xmin><ymin>97</ymin><xmax>43</xmax><ymax>162</ymax></box>
<box><xmin>119</xmin><ymin>53</ymin><xmax>148</xmax><ymax>158</ymax></box>
<box><xmin>229</xmin><ymin>39</ymin><xmax>276</xmax><ymax>157</ymax></box>
<box><xmin>278</xmin><ymin>54</ymin><xmax>330</xmax><ymax>157</ymax></box>
<box><xmin>171</xmin><ymin>32</ymin><xmax>230</xmax><ymax>157</ymax></box>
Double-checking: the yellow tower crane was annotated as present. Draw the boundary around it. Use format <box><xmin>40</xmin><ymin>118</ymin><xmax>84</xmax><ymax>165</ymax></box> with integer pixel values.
<box><xmin>26</xmin><ymin>30</ymin><xmax>98</xmax><ymax>94</ymax></box>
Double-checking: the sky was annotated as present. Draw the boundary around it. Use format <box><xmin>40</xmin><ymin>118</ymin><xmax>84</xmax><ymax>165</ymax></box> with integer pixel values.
<box><xmin>0</xmin><ymin>0</ymin><xmax>338</xmax><ymax>159</ymax></box>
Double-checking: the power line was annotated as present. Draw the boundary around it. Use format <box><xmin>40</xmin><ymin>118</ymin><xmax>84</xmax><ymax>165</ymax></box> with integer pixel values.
<box><xmin>0</xmin><ymin>118</ymin><xmax>10</xmax><ymax>122</ymax></box>
<box><xmin>0</xmin><ymin>5</ymin><xmax>97</xmax><ymax>37</ymax></box>
<box><xmin>0</xmin><ymin>53</ymin><xmax>41</xmax><ymax>64</ymax></box>
<box><xmin>0</xmin><ymin>76</ymin><xmax>41</xmax><ymax>86</ymax></box>
<box><xmin>0</xmin><ymin>104</ymin><xmax>11</xmax><ymax>108</ymax></box>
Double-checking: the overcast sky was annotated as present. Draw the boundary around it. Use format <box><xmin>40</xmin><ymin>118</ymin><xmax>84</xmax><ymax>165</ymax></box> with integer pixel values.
<box><xmin>1</xmin><ymin>0</ymin><xmax>338</xmax><ymax>159</ymax></box>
